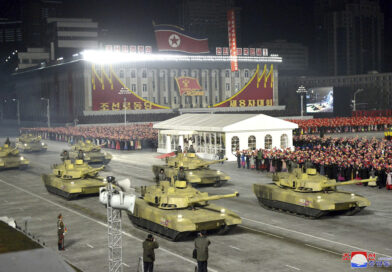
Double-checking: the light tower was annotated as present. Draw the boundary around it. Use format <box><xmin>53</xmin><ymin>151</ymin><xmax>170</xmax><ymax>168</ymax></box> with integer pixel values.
<box><xmin>106</xmin><ymin>176</ymin><xmax>123</xmax><ymax>272</ymax></box>
<box><xmin>296</xmin><ymin>85</ymin><xmax>307</xmax><ymax>117</ymax></box>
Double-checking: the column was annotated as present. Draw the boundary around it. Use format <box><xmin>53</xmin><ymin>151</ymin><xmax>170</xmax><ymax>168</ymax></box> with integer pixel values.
<box><xmin>166</xmin><ymin>135</ymin><xmax>171</xmax><ymax>153</ymax></box>
<box><xmin>179</xmin><ymin>135</ymin><xmax>184</xmax><ymax>150</ymax></box>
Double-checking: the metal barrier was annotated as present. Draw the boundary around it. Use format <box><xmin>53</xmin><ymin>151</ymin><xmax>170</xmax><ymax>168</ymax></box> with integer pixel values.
<box><xmin>137</xmin><ymin>257</ymin><xmax>144</xmax><ymax>272</ymax></box>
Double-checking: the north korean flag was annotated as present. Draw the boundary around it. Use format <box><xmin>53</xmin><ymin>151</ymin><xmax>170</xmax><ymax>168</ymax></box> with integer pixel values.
<box><xmin>154</xmin><ymin>24</ymin><xmax>209</xmax><ymax>54</ymax></box>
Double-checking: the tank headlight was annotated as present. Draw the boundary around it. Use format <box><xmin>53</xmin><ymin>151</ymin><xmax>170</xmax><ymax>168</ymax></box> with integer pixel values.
<box><xmin>316</xmin><ymin>196</ymin><xmax>322</xmax><ymax>202</ymax></box>
<box><xmin>177</xmin><ymin>214</ymin><xmax>183</xmax><ymax>221</ymax></box>
<box><xmin>220</xmin><ymin>208</ymin><xmax>226</xmax><ymax>214</ymax></box>
<box><xmin>83</xmin><ymin>153</ymin><xmax>86</xmax><ymax>156</ymax></box>
<box><xmin>20</xmin><ymin>156</ymin><xmax>24</xmax><ymax>161</ymax></box>
<box><xmin>351</xmin><ymin>193</ymin><xmax>355</xmax><ymax>197</ymax></box>
<box><xmin>24</xmin><ymin>143</ymin><xmax>27</xmax><ymax>147</ymax></box>
<box><xmin>71</xmin><ymin>182</ymin><xmax>75</xmax><ymax>185</ymax></box>
<box><xmin>189</xmin><ymin>171</ymin><xmax>193</xmax><ymax>175</ymax></box>
<box><xmin>41</xmin><ymin>142</ymin><xmax>45</xmax><ymax>146</ymax></box>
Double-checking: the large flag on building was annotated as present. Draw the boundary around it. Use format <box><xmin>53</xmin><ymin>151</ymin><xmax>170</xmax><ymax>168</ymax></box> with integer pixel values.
<box><xmin>175</xmin><ymin>76</ymin><xmax>204</xmax><ymax>96</ymax></box>
<box><xmin>154</xmin><ymin>24</ymin><xmax>209</xmax><ymax>54</ymax></box>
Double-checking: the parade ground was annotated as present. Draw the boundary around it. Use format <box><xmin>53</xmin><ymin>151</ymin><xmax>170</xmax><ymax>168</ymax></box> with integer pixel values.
<box><xmin>0</xmin><ymin>138</ymin><xmax>391</xmax><ymax>272</ymax></box>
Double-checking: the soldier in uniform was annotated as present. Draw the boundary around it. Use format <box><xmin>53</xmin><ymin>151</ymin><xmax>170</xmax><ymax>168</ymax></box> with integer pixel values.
<box><xmin>177</xmin><ymin>166</ymin><xmax>186</xmax><ymax>181</ymax></box>
<box><xmin>194</xmin><ymin>231</ymin><xmax>211</xmax><ymax>272</ymax></box>
<box><xmin>61</xmin><ymin>150</ymin><xmax>70</xmax><ymax>162</ymax></box>
<box><xmin>4</xmin><ymin>137</ymin><xmax>11</xmax><ymax>146</ymax></box>
<box><xmin>57</xmin><ymin>213</ymin><xmax>66</xmax><ymax>250</ymax></box>
<box><xmin>77</xmin><ymin>150</ymin><xmax>84</xmax><ymax>160</ymax></box>
<box><xmin>188</xmin><ymin>145</ymin><xmax>195</xmax><ymax>153</ymax></box>
<box><xmin>143</xmin><ymin>234</ymin><xmax>159</xmax><ymax>272</ymax></box>
<box><xmin>158</xmin><ymin>169</ymin><xmax>167</xmax><ymax>183</ymax></box>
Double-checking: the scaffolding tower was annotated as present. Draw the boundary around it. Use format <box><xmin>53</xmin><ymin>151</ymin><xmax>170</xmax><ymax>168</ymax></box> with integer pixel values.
<box><xmin>107</xmin><ymin>182</ymin><xmax>123</xmax><ymax>272</ymax></box>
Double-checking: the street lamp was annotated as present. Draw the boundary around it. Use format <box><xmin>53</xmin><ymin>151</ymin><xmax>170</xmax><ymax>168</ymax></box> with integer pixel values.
<box><xmin>12</xmin><ymin>98</ymin><xmax>20</xmax><ymax>126</ymax></box>
<box><xmin>40</xmin><ymin>97</ymin><xmax>50</xmax><ymax>127</ymax></box>
<box><xmin>352</xmin><ymin>89</ymin><xmax>364</xmax><ymax>112</ymax></box>
<box><xmin>123</xmin><ymin>97</ymin><xmax>127</xmax><ymax>125</ymax></box>
<box><xmin>296</xmin><ymin>85</ymin><xmax>307</xmax><ymax>117</ymax></box>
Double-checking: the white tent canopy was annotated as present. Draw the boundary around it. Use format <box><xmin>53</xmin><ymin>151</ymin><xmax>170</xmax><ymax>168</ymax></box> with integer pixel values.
<box><xmin>154</xmin><ymin>114</ymin><xmax>298</xmax><ymax>161</ymax></box>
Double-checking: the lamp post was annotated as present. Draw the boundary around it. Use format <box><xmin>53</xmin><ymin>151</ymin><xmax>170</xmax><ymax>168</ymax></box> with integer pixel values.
<box><xmin>123</xmin><ymin>97</ymin><xmax>127</xmax><ymax>125</ymax></box>
<box><xmin>296</xmin><ymin>85</ymin><xmax>307</xmax><ymax>117</ymax></box>
<box><xmin>41</xmin><ymin>97</ymin><xmax>50</xmax><ymax>127</ymax></box>
<box><xmin>12</xmin><ymin>98</ymin><xmax>20</xmax><ymax>126</ymax></box>
<box><xmin>353</xmin><ymin>89</ymin><xmax>364</xmax><ymax>112</ymax></box>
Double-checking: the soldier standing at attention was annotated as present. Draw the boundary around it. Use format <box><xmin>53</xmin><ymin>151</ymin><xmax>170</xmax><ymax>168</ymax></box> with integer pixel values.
<box><xmin>143</xmin><ymin>234</ymin><xmax>159</xmax><ymax>272</ymax></box>
<box><xmin>194</xmin><ymin>231</ymin><xmax>211</xmax><ymax>272</ymax></box>
<box><xmin>57</xmin><ymin>214</ymin><xmax>66</xmax><ymax>250</ymax></box>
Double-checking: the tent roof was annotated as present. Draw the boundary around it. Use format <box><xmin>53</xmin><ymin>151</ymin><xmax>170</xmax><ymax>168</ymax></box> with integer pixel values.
<box><xmin>154</xmin><ymin>114</ymin><xmax>298</xmax><ymax>132</ymax></box>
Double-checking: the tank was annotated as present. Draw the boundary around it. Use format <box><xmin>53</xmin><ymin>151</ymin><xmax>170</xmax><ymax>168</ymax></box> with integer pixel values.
<box><xmin>16</xmin><ymin>134</ymin><xmax>47</xmax><ymax>152</ymax></box>
<box><xmin>253</xmin><ymin>168</ymin><xmax>376</xmax><ymax>218</ymax></box>
<box><xmin>128</xmin><ymin>178</ymin><xmax>241</xmax><ymax>241</ymax></box>
<box><xmin>42</xmin><ymin>159</ymin><xmax>106</xmax><ymax>200</ymax></box>
<box><xmin>66</xmin><ymin>140</ymin><xmax>112</xmax><ymax>165</ymax></box>
<box><xmin>152</xmin><ymin>153</ymin><xmax>230</xmax><ymax>187</ymax></box>
<box><xmin>0</xmin><ymin>144</ymin><xmax>29</xmax><ymax>170</ymax></box>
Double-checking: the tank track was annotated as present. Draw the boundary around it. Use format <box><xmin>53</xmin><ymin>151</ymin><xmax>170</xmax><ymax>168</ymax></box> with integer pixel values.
<box><xmin>257</xmin><ymin>197</ymin><xmax>328</xmax><ymax>219</ymax></box>
<box><xmin>127</xmin><ymin>213</ymin><xmax>190</xmax><ymax>241</ymax></box>
<box><xmin>45</xmin><ymin>185</ymin><xmax>79</xmax><ymax>200</ymax></box>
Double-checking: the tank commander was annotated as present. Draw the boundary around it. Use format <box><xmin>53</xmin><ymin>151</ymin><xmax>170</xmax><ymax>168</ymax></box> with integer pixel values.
<box><xmin>4</xmin><ymin>137</ymin><xmax>11</xmax><ymax>146</ymax></box>
<box><xmin>77</xmin><ymin>149</ymin><xmax>84</xmax><ymax>160</ymax></box>
<box><xmin>61</xmin><ymin>150</ymin><xmax>70</xmax><ymax>162</ymax></box>
<box><xmin>143</xmin><ymin>234</ymin><xmax>159</xmax><ymax>272</ymax></box>
<box><xmin>188</xmin><ymin>145</ymin><xmax>195</xmax><ymax>153</ymax></box>
<box><xmin>158</xmin><ymin>168</ymin><xmax>167</xmax><ymax>182</ymax></box>
<box><xmin>176</xmin><ymin>145</ymin><xmax>182</xmax><ymax>155</ymax></box>
<box><xmin>177</xmin><ymin>167</ymin><xmax>186</xmax><ymax>181</ymax></box>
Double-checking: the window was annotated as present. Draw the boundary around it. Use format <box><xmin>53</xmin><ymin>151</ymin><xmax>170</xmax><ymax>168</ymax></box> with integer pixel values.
<box><xmin>142</xmin><ymin>70</ymin><xmax>147</xmax><ymax>78</ymax></box>
<box><xmin>235</xmin><ymin>84</ymin><xmax>239</xmax><ymax>90</ymax></box>
<box><xmin>248</xmin><ymin>135</ymin><xmax>256</xmax><ymax>149</ymax></box>
<box><xmin>225</xmin><ymin>70</ymin><xmax>230</xmax><ymax>78</ymax></box>
<box><xmin>215</xmin><ymin>78</ymin><xmax>218</xmax><ymax>89</ymax></box>
<box><xmin>119</xmin><ymin>70</ymin><xmax>124</xmax><ymax>78</ymax></box>
<box><xmin>231</xmin><ymin>136</ymin><xmax>239</xmax><ymax>152</ymax></box>
<box><xmin>245</xmin><ymin>70</ymin><xmax>249</xmax><ymax>78</ymax></box>
<box><xmin>280</xmin><ymin>134</ymin><xmax>288</xmax><ymax>149</ymax></box>
<box><xmin>131</xmin><ymin>70</ymin><xmax>136</xmax><ymax>78</ymax></box>
<box><xmin>182</xmin><ymin>70</ymin><xmax>188</xmax><ymax>76</ymax></box>
<box><xmin>164</xmin><ymin>97</ymin><xmax>167</xmax><ymax>104</ymax></box>
<box><xmin>131</xmin><ymin>84</ymin><xmax>136</xmax><ymax>92</ymax></box>
<box><xmin>264</xmin><ymin>134</ymin><xmax>272</xmax><ymax>149</ymax></box>
<box><xmin>152</xmin><ymin>97</ymin><xmax>156</xmax><ymax>103</ymax></box>
<box><xmin>142</xmin><ymin>84</ymin><xmax>147</xmax><ymax>92</ymax></box>
<box><xmin>143</xmin><ymin>97</ymin><xmax>147</xmax><ymax>100</ymax></box>
<box><xmin>195</xmin><ymin>96</ymin><xmax>198</xmax><ymax>103</ymax></box>
<box><xmin>235</xmin><ymin>71</ymin><xmax>239</xmax><ymax>78</ymax></box>
<box><xmin>205</xmin><ymin>96</ymin><xmax>208</xmax><ymax>103</ymax></box>
<box><xmin>226</xmin><ymin>83</ymin><xmax>230</xmax><ymax>91</ymax></box>
<box><xmin>215</xmin><ymin>96</ymin><xmax>218</xmax><ymax>103</ymax></box>
<box><xmin>174</xmin><ymin>97</ymin><xmax>177</xmax><ymax>104</ymax></box>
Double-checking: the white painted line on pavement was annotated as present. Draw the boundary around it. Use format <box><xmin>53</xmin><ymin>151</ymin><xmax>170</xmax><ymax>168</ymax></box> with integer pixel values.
<box><xmin>0</xmin><ymin>178</ymin><xmax>219</xmax><ymax>272</ymax></box>
<box><xmin>240</xmin><ymin>225</ymin><xmax>283</xmax><ymax>239</ymax></box>
<box><xmin>242</xmin><ymin>217</ymin><xmax>392</xmax><ymax>258</ymax></box>
<box><xmin>285</xmin><ymin>264</ymin><xmax>300</xmax><ymax>271</ymax></box>
<box><xmin>122</xmin><ymin>263</ymin><xmax>130</xmax><ymax>267</ymax></box>
<box><xmin>86</xmin><ymin>243</ymin><xmax>94</xmax><ymax>249</ymax></box>
<box><xmin>305</xmin><ymin>244</ymin><xmax>340</xmax><ymax>255</ymax></box>
<box><xmin>3</xmin><ymin>199</ymin><xmax>8</xmax><ymax>203</ymax></box>
<box><xmin>322</xmin><ymin>232</ymin><xmax>335</xmax><ymax>237</ymax></box>
<box><xmin>229</xmin><ymin>245</ymin><xmax>242</xmax><ymax>251</ymax></box>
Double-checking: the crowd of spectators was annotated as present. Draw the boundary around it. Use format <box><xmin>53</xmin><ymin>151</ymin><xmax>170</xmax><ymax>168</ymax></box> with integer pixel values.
<box><xmin>20</xmin><ymin>124</ymin><xmax>158</xmax><ymax>151</ymax></box>
<box><xmin>235</xmin><ymin>135</ymin><xmax>392</xmax><ymax>190</ymax></box>
<box><xmin>289</xmin><ymin>116</ymin><xmax>392</xmax><ymax>135</ymax></box>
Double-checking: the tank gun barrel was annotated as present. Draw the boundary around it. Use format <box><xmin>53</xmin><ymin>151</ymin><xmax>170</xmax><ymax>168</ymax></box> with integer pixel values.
<box><xmin>198</xmin><ymin>157</ymin><xmax>228</xmax><ymax>167</ymax></box>
<box><xmin>323</xmin><ymin>177</ymin><xmax>377</xmax><ymax>188</ymax></box>
<box><xmin>82</xmin><ymin>166</ymin><xmax>104</xmax><ymax>177</ymax></box>
<box><xmin>188</xmin><ymin>192</ymin><xmax>239</xmax><ymax>204</ymax></box>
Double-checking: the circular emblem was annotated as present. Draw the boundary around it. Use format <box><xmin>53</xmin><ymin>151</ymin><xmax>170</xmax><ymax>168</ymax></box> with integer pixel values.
<box><xmin>168</xmin><ymin>34</ymin><xmax>181</xmax><ymax>48</ymax></box>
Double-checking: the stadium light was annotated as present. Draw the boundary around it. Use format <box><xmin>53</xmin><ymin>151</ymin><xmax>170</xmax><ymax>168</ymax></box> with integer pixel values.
<box><xmin>296</xmin><ymin>85</ymin><xmax>307</xmax><ymax>117</ymax></box>
<box><xmin>353</xmin><ymin>89</ymin><xmax>364</xmax><ymax>112</ymax></box>
<box><xmin>80</xmin><ymin>49</ymin><xmax>282</xmax><ymax>65</ymax></box>
<box><xmin>12</xmin><ymin>98</ymin><xmax>20</xmax><ymax>126</ymax></box>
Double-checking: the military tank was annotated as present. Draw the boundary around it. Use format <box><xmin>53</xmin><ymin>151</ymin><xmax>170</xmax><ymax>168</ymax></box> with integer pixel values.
<box><xmin>253</xmin><ymin>168</ymin><xmax>376</xmax><ymax>218</ymax></box>
<box><xmin>128</xmin><ymin>178</ymin><xmax>241</xmax><ymax>241</ymax></box>
<box><xmin>0</xmin><ymin>144</ymin><xmax>29</xmax><ymax>170</ymax></box>
<box><xmin>66</xmin><ymin>140</ymin><xmax>112</xmax><ymax>165</ymax></box>
<box><xmin>42</xmin><ymin>159</ymin><xmax>106</xmax><ymax>200</ymax></box>
<box><xmin>16</xmin><ymin>134</ymin><xmax>47</xmax><ymax>152</ymax></box>
<box><xmin>152</xmin><ymin>153</ymin><xmax>230</xmax><ymax>187</ymax></box>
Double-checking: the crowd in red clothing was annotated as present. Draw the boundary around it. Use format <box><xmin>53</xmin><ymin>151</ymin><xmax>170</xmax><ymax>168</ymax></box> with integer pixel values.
<box><xmin>20</xmin><ymin>124</ymin><xmax>158</xmax><ymax>150</ymax></box>
<box><xmin>289</xmin><ymin>116</ymin><xmax>392</xmax><ymax>134</ymax></box>
<box><xmin>236</xmin><ymin>135</ymin><xmax>392</xmax><ymax>190</ymax></box>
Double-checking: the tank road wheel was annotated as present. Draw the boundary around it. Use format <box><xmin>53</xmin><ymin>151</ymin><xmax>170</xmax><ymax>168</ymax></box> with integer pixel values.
<box><xmin>19</xmin><ymin>165</ymin><xmax>28</xmax><ymax>170</ymax></box>
<box><xmin>214</xmin><ymin>180</ymin><xmax>222</xmax><ymax>187</ymax></box>
<box><xmin>217</xmin><ymin>225</ymin><xmax>235</xmax><ymax>235</ymax></box>
<box><xmin>257</xmin><ymin>198</ymin><xmax>272</xmax><ymax>210</ymax></box>
<box><xmin>345</xmin><ymin>206</ymin><xmax>363</xmax><ymax>216</ymax></box>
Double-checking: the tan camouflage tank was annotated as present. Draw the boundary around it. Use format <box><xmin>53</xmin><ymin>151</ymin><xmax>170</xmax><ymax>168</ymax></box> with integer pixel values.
<box><xmin>16</xmin><ymin>134</ymin><xmax>47</xmax><ymax>152</ymax></box>
<box><xmin>65</xmin><ymin>140</ymin><xmax>112</xmax><ymax>165</ymax></box>
<box><xmin>0</xmin><ymin>144</ymin><xmax>29</xmax><ymax>170</ymax></box>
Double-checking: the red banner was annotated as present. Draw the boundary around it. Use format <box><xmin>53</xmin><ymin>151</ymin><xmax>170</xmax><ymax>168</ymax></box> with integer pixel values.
<box><xmin>227</xmin><ymin>9</ymin><xmax>238</xmax><ymax>71</ymax></box>
<box><xmin>175</xmin><ymin>76</ymin><xmax>203</xmax><ymax>96</ymax></box>
<box><xmin>154</xmin><ymin>25</ymin><xmax>209</xmax><ymax>54</ymax></box>
<box><xmin>91</xmin><ymin>65</ymin><xmax>170</xmax><ymax>111</ymax></box>
<box><xmin>212</xmin><ymin>64</ymin><xmax>274</xmax><ymax>108</ymax></box>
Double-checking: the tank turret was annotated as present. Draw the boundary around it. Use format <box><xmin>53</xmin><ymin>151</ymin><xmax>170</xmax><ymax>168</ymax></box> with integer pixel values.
<box><xmin>42</xmin><ymin>160</ymin><xmax>106</xmax><ymax>199</ymax></box>
<box><xmin>66</xmin><ymin>140</ymin><xmax>112</xmax><ymax>165</ymax></box>
<box><xmin>153</xmin><ymin>153</ymin><xmax>230</xmax><ymax>186</ymax></box>
<box><xmin>16</xmin><ymin>134</ymin><xmax>47</xmax><ymax>152</ymax></box>
<box><xmin>253</xmin><ymin>168</ymin><xmax>375</xmax><ymax>218</ymax></box>
<box><xmin>142</xmin><ymin>179</ymin><xmax>239</xmax><ymax>209</ymax></box>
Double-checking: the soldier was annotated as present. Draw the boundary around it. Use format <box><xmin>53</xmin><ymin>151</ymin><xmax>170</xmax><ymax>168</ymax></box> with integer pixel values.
<box><xmin>77</xmin><ymin>150</ymin><xmax>84</xmax><ymax>160</ymax></box>
<box><xmin>143</xmin><ymin>234</ymin><xmax>159</xmax><ymax>272</ymax></box>
<box><xmin>61</xmin><ymin>150</ymin><xmax>70</xmax><ymax>162</ymax></box>
<box><xmin>194</xmin><ymin>231</ymin><xmax>211</xmax><ymax>272</ymax></box>
<box><xmin>176</xmin><ymin>145</ymin><xmax>182</xmax><ymax>155</ymax></box>
<box><xmin>158</xmin><ymin>168</ymin><xmax>167</xmax><ymax>182</ymax></box>
<box><xmin>188</xmin><ymin>145</ymin><xmax>195</xmax><ymax>153</ymax></box>
<box><xmin>177</xmin><ymin>166</ymin><xmax>186</xmax><ymax>181</ymax></box>
<box><xmin>57</xmin><ymin>213</ymin><xmax>66</xmax><ymax>250</ymax></box>
<box><xmin>4</xmin><ymin>137</ymin><xmax>10</xmax><ymax>146</ymax></box>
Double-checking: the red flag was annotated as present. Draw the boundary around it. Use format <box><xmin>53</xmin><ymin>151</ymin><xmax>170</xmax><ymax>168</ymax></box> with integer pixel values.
<box><xmin>175</xmin><ymin>76</ymin><xmax>203</xmax><ymax>96</ymax></box>
<box><xmin>154</xmin><ymin>24</ymin><xmax>209</xmax><ymax>54</ymax></box>
<box><xmin>155</xmin><ymin>152</ymin><xmax>176</xmax><ymax>159</ymax></box>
